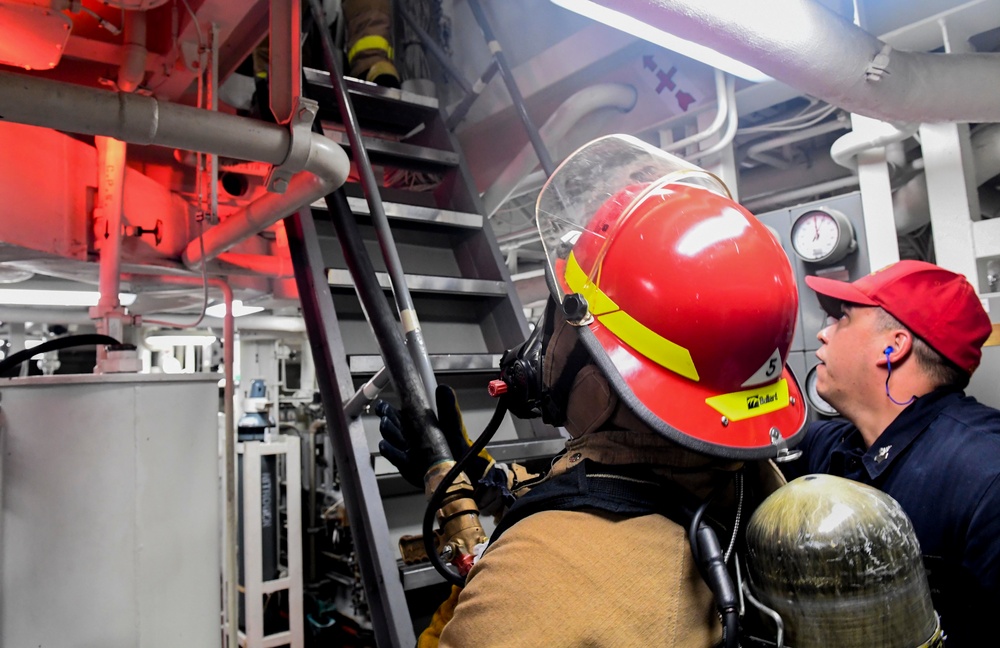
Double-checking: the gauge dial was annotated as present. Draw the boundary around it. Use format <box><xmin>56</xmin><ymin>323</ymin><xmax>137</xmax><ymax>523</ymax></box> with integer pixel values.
<box><xmin>790</xmin><ymin>208</ymin><xmax>857</xmax><ymax>264</ymax></box>
<box><xmin>806</xmin><ymin>364</ymin><xmax>839</xmax><ymax>417</ymax></box>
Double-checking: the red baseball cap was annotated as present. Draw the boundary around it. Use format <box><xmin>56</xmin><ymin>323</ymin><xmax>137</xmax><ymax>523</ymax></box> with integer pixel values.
<box><xmin>805</xmin><ymin>260</ymin><xmax>992</xmax><ymax>374</ymax></box>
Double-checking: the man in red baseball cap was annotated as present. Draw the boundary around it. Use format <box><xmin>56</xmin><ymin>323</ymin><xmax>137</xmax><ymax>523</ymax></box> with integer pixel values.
<box><xmin>784</xmin><ymin>259</ymin><xmax>999</xmax><ymax>645</ymax></box>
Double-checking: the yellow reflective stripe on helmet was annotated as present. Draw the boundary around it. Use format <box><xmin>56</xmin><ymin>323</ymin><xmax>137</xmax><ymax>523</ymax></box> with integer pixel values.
<box><xmin>705</xmin><ymin>379</ymin><xmax>790</xmax><ymax>422</ymax></box>
<box><xmin>563</xmin><ymin>250</ymin><xmax>619</xmax><ymax>315</ymax></box>
<box><xmin>348</xmin><ymin>36</ymin><xmax>394</xmax><ymax>63</ymax></box>
<box><xmin>564</xmin><ymin>252</ymin><xmax>699</xmax><ymax>381</ymax></box>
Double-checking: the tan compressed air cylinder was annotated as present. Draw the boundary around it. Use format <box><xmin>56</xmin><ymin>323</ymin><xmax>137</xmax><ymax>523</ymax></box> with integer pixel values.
<box><xmin>745</xmin><ymin>474</ymin><xmax>942</xmax><ymax>648</ymax></box>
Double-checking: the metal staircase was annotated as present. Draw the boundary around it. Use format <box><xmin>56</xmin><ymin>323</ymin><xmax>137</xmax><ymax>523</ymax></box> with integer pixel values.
<box><xmin>284</xmin><ymin>63</ymin><xmax>563</xmax><ymax>645</ymax></box>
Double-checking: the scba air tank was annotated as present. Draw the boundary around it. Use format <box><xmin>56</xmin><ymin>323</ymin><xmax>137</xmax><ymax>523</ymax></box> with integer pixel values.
<box><xmin>745</xmin><ymin>474</ymin><xmax>943</xmax><ymax>647</ymax></box>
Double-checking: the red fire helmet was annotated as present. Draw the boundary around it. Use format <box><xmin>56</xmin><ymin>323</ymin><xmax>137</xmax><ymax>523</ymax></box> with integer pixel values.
<box><xmin>536</xmin><ymin>135</ymin><xmax>805</xmax><ymax>459</ymax></box>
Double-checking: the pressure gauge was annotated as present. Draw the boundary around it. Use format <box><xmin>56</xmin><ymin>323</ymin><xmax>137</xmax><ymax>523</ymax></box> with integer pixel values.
<box><xmin>790</xmin><ymin>208</ymin><xmax>857</xmax><ymax>264</ymax></box>
<box><xmin>805</xmin><ymin>364</ymin><xmax>839</xmax><ymax>417</ymax></box>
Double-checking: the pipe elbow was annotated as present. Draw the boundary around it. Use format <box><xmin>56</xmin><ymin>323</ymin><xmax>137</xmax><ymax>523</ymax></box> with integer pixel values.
<box><xmin>830</xmin><ymin>122</ymin><xmax>917</xmax><ymax>170</ymax></box>
<box><xmin>117</xmin><ymin>43</ymin><xmax>148</xmax><ymax>93</ymax></box>
<box><xmin>305</xmin><ymin>134</ymin><xmax>351</xmax><ymax>192</ymax></box>
<box><xmin>117</xmin><ymin>11</ymin><xmax>147</xmax><ymax>93</ymax></box>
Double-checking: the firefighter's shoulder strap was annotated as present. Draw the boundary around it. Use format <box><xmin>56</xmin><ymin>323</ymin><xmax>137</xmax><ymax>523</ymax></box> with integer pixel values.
<box><xmin>489</xmin><ymin>459</ymin><xmax>701</xmax><ymax>544</ymax></box>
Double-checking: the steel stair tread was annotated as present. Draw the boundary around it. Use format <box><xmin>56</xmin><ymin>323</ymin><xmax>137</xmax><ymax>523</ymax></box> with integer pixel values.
<box><xmin>312</xmin><ymin>196</ymin><xmax>483</xmax><ymax>229</ymax></box>
<box><xmin>326</xmin><ymin>268</ymin><xmax>506</xmax><ymax>296</ymax></box>
<box><xmin>304</xmin><ymin>68</ymin><xmax>439</xmax><ymax>134</ymax></box>
<box><xmin>319</xmin><ymin>126</ymin><xmax>459</xmax><ymax>170</ymax></box>
<box><xmin>347</xmin><ymin>353</ymin><xmax>502</xmax><ymax>375</ymax></box>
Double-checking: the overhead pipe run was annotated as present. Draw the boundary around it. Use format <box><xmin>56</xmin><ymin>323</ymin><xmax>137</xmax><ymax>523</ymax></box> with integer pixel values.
<box><xmin>743</xmin><ymin>175</ymin><xmax>859</xmax><ymax>213</ymax></box>
<box><xmin>599</xmin><ymin>0</ymin><xmax>1000</xmax><ymax>123</ymax></box>
<box><xmin>745</xmin><ymin>115</ymin><xmax>850</xmax><ymax>169</ymax></box>
<box><xmin>685</xmin><ymin>77</ymin><xmax>739</xmax><ymax>164</ymax></box>
<box><xmin>0</xmin><ymin>72</ymin><xmax>292</xmax><ymax>162</ymax></box>
<box><xmin>0</xmin><ymin>72</ymin><xmax>351</xmax><ymax>272</ymax></box>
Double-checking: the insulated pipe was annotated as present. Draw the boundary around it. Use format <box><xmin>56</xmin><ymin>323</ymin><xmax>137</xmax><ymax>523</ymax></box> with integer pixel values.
<box><xmin>687</xmin><ymin>79</ymin><xmax>740</xmax><ymax>163</ymax></box>
<box><xmin>595</xmin><ymin>0</ymin><xmax>1000</xmax><ymax>124</ymax></box>
<box><xmin>482</xmin><ymin>83</ymin><xmax>638</xmax><ymax>218</ymax></box>
<box><xmin>743</xmin><ymin>175</ymin><xmax>859</xmax><ymax>213</ymax></box>
<box><xmin>0</xmin><ymin>71</ymin><xmax>349</xmax><ymax>267</ymax></box>
<box><xmin>216</xmin><ymin>252</ymin><xmax>293</xmax><ymax>277</ymax></box>
<box><xmin>307</xmin><ymin>0</ymin><xmax>439</xmax><ymax>403</ymax></box>
<box><xmin>466</xmin><ymin>0</ymin><xmax>556</xmax><ymax>176</ymax></box>
<box><xmin>0</xmin><ymin>71</ymin><xmax>292</xmax><ymax>163</ymax></box>
<box><xmin>0</xmin><ymin>64</ymin><xmax>350</xmax><ymax>293</ymax></box>
<box><xmin>182</xmin><ymin>134</ymin><xmax>350</xmax><ymax>268</ymax></box>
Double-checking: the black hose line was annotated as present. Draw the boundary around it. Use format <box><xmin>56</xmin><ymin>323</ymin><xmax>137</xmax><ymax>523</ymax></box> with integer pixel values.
<box><xmin>687</xmin><ymin>475</ymin><xmax>741</xmax><ymax>648</ymax></box>
<box><xmin>423</xmin><ymin>397</ymin><xmax>509</xmax><ymax>588</ymax></box>
<box><xmin>0</xmin><ymin>334</ymin><xmax>122</xmax><ymax>377</ymax></box>
<box><xmin>322</xmin><ymin>187</ymin><xmax>452</xmax><ymax>466</ymax></box>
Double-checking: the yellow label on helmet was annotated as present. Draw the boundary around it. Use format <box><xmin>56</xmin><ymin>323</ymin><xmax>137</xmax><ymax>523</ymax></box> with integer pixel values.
<box><xmin>705</xmin><ymin>379</ymin><xmax>790</xmax><ymax>421</ymax></box>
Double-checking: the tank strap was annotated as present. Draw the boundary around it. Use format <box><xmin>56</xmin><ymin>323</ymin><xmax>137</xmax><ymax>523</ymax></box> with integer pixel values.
<box><xmin>489</xmin><ymin>459</ymin><xmax>701</xmax><ymax>544</ymax></box>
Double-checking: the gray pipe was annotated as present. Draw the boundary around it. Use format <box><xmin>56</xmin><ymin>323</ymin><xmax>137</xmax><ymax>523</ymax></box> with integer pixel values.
<box><xmin>0</xmin><ymin>70</ymin><xmax>350</xmax><ymax>299</ymax></box>
<box><xmin>598</xmin><ymin>0</ymin><xmax>1000</xmax><ymax>123</ymax></box>
<box><xmin>182</xmin><ymin>135</ymin><xmax>350</xmax><ymax>267</ymax></box>
<box><xmin>0</xmin><ymin>71</ymin><xmax>291</xmax><ymax>163</ymax></box>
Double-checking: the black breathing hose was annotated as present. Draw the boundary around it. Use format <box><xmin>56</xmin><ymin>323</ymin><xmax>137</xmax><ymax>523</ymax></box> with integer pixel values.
<box><xmin>423</xmin><ymin>396</ymin><xmax>509</xmax><ymax>588</ymax></box>
<box><xmin>0</xmin><ymin>334</ymin><xmax>122</xmax><ymax>377</ymax></box>
<box><xmin>687</xmin><ymin>477</ymin><xmax>740</xmax><ymax>648</ymax></box>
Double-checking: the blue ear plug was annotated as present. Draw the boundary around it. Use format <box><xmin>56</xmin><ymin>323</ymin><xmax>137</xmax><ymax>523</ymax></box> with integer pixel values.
<box><xmin>884</xmin><ymin>346</ymin><xmax>915</xmax><ymax>406</ymax></box>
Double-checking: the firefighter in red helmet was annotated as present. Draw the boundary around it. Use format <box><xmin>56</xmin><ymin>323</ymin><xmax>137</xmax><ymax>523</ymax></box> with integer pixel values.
<box><xmin>381</xmin><ymin>135</ymin><xmax>808</xmax><ymax>646</ymax></box>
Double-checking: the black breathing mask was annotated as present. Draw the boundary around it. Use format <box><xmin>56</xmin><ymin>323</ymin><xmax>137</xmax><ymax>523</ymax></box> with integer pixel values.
<box><xmin>491</xmin><ymin>304</ymin><xmax>550</xmax><ymax>420</ymax></box>
<box><xmin>490</xmin><ymin>295</ymin><xmax>592</xmax><ymax>426</ymax></box>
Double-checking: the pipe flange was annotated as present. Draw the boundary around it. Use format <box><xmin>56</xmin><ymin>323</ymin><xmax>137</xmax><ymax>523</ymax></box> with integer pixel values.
<box><xmin>265</xmin><ymin>96</ymin><xmax>319</xmax><ymax>194</ymax></box>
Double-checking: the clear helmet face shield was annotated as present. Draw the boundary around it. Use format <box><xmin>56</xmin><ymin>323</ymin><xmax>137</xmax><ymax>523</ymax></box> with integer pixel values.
<box><xmin>535</xmin><ymin>134</ymin><xmax>806</xmax><ymax>460</ymax></box>
<box><xmin>536</xmin><ymin>134</ymin><xmax>729</xmax><ymax>297</ymax></box>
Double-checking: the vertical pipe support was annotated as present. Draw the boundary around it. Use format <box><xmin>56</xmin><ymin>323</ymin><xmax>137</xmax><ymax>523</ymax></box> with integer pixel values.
<box><xmin>92</xmin><ymin>136</ymin><xmax>130</xmax><ymax>353</ymax></box>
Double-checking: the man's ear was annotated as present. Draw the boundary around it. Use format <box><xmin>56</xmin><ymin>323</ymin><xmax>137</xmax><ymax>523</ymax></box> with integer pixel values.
<box><xmin>876</xmin><ymin>331</ymin><xmax>914</xmax><ymax>367</ymax></box>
